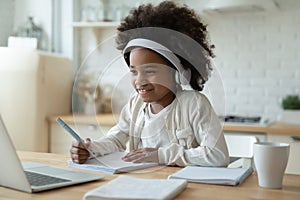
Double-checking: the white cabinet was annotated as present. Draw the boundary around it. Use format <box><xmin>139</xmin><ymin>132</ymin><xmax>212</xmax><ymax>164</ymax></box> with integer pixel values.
<box><xmin>224</xmin><ymin>132</ymin><xmax>266</xmax><ymax>168</ymax></box>
<box><xmin>0</xmin><ymin>48</ymin><xmax>72</xmax><ymax>152</ymax></box>
<box><xmin>224</xmin><ymin>131</ymin><xmax>300</xmax><ymax>174</ymax></box>
<box><xmin>267</xmin><ymin>134</ymin><xmax>300</xmax><ymax>175</ymax></box>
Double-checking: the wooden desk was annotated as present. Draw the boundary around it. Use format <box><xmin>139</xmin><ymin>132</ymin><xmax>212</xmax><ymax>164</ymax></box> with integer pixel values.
<box><xmin>47</xmin><ymin>114</ymin><xmax>300</xmax><ymax>174</ymax></box>
<box><xmin>1</xmin><ymin>151</ymin><xmax>299</xmax><ymax>200</ymax></box>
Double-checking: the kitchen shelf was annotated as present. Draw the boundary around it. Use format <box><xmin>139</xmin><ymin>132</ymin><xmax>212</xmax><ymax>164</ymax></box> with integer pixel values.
<box><xmin>72</xmin><ymin>21</ymin><xmax>120</xmax><ymax>28</ymax></box>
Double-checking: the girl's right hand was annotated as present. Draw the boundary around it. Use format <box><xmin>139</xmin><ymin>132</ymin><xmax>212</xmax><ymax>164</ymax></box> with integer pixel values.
<box><xmin>70</xmin><ymin>139</ymin><xmax>91</xmax><ymax>164</ymax></box>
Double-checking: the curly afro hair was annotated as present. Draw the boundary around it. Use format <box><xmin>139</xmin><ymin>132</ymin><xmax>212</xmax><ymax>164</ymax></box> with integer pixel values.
<box><xmin>116</xmin><ymin>1</ymin><xmax>215</xmax><ymax>91</ymax></box>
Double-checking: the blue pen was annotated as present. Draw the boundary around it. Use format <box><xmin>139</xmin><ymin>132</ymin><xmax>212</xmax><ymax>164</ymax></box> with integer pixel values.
<box><xmin>56</xmin><ymin>117</ymin><xmax>97</xmax><ymax>157</ymax></box>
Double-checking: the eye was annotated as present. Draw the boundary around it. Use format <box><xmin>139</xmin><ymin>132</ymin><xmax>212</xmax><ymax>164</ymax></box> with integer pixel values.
<box><xmin>130</xmin><ymin>69</ymin><xmax>138</xmax><ymax>75</ymax></box>
<box><xmin>145</xmin><ymin>70</ymin><xmax>156</xmax><ymax>75</ymax></box>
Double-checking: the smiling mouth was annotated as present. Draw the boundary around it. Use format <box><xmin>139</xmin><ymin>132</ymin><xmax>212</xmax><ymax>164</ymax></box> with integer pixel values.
<box><xmin>137</xmin><ymin>88</ymin><xmax>153</xmax><ymax>95</ymax></box>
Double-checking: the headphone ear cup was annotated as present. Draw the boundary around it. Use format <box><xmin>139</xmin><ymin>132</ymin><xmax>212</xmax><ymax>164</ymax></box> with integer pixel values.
<box><xmin>175</xmin><ymin>71</ymin><xmax>181</xmax><ymax>84</ymax></box>
<box><xmin>177</xmin><ymin>68</ymin><xmax>191</xmax><ymax>85</ymax></box>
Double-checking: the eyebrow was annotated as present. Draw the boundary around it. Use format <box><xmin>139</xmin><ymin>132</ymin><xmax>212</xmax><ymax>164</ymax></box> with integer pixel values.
<box><xmin>129</xmin><ymin>64</ymin><xmax>161</xmax><ymax>69</ymax></box>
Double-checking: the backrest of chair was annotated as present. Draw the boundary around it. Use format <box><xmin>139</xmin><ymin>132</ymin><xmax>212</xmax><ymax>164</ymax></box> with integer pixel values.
<box><xmin>225</xmin><ymin>134</ymin><xmax>258</xmax><ymax>158</ymax></box>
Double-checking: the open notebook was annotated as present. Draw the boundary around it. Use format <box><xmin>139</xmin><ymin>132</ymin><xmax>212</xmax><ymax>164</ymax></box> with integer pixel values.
<box><xmin>68</xmin><ymin>152</ymin><xmax>158</xmax><ymax>174</ymax></box>
<box><xmin>0</xmin><ymin>115</ymin><xmax>103</xmax><ymax>193</ymax></box>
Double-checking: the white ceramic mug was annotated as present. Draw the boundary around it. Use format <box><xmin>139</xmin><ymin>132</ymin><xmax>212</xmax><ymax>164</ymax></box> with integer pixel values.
<box><xmin>253</xmin><ymin>142</ymin><xmax>290</xmax><ymax>189</ymax></box>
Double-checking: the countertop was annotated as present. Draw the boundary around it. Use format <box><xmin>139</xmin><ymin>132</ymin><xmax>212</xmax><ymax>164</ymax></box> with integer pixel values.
<box><xmin>48</xmin><ymin>114</ymin><xmax>300</xmax><ymax>136</ymax></box>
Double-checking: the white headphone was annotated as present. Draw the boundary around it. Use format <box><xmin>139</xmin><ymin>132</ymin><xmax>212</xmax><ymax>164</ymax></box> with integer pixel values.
<box><xmin>123</xmin><ymin>38</ymin><xmax>191</xmax><ymax>86</ymax></box>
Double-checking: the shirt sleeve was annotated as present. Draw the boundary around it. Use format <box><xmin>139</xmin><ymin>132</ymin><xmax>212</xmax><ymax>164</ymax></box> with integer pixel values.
<box><xmin>158</xmin><ymin>135</ymin><xmax>229</xmax><ymax>167</ymax></box>
<box><xmin>90</xmin><ymin>102</ymin><xmax>131</xmax><ymax>156</ymax></box>
<box><xmin>158</xmin><ymin>93</ymin><xmax>229</xmax><ymax>167</ymax></box>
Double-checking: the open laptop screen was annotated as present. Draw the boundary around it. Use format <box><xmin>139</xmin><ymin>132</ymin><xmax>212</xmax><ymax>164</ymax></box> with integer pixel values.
<box><xmin>0</xmin><ymin>115</ymin><xmax>103</xmax><ymax>193</ymax></box>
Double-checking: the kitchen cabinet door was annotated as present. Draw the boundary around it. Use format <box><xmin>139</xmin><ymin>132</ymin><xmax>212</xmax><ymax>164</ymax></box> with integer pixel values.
<box><xmin>49</xmin><ymin>122</ymin><xmax>111</xmax><ymax>155</ymax></box>
<box><xmin>267</xmin><ymin>134</ymin><xmax>300</xmax><ymax>175</ymax></box>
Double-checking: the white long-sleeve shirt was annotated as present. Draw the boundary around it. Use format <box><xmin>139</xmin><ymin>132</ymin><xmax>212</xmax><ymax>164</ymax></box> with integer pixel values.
<box><xmin>90</xmin><ymin>89</ymin><xmax>229</xmax><ymax>167</ymax></box>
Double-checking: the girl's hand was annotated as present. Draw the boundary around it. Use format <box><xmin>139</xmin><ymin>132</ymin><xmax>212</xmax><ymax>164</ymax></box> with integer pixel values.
<box><xmin>122</xmin><ymin>148</ymin><xmax>159</xmax><ymax>163</ymax></box>
<box><xmin>69</xmin><ymin>139</ymin><xmax>91</xmax><ymax>164</ymax></box>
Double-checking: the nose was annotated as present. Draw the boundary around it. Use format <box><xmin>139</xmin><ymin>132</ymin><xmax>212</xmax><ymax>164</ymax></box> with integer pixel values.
<box><xmin>134</xmin><ymin>73</ymin><xmax>148</xmax><ymax>87</ymax></box>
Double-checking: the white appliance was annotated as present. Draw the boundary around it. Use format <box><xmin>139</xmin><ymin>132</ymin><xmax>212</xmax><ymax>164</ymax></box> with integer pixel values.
<box><xmin>0</xmin><ymin>47</ymin><xmax>72</xmax><ymax>152</ymax></box>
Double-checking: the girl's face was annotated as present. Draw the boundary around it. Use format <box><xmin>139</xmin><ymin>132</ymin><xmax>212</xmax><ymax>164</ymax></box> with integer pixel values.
<box><xmin>129</xmin><ymin>48</ymin><xmax>176</xmax><ymax>108</ymax></box>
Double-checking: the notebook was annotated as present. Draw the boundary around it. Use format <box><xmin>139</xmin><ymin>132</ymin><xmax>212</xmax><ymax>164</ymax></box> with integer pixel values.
<box><xmin>83</xmin><ymin>175</ymin><xmax>187</xmax><ymax>200</ymax></box>
<box><xmin>168</xmin><ymin>166</ymin><xmax>253</xmax><ymax>186</ymax></box>
<box><xmin>68</xmin><ymin>151</ymin><xmax>158</xmax><ymax>174</ymax></box>
<box><xmin>0</xmin><ymin>114</ymin><xmax>104</xmax><ymax>193</ymax></box>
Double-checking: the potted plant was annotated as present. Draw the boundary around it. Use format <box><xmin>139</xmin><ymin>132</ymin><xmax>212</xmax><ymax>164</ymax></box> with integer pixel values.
<box><xmin>280</xmin><ymin>95</ymin><xmax>300</xmax><ymax>124</ymax></box>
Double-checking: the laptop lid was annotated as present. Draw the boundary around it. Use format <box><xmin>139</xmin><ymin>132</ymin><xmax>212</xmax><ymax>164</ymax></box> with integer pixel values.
<box><xmin>0</xmin><ymin>115</ymin><xmax>103</xmax><ymax>193</ymax></box>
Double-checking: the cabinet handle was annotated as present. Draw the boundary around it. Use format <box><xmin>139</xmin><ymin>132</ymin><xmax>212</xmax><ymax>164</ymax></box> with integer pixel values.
<box><xmin>87</xmin><ymin>124</ymin><xmax>97</xmax><ymax>130</ymax></box>
<box><xmin>290</xmin><ymin>136</ymin><xmax>300</xmax><ymax>141</ymax></box>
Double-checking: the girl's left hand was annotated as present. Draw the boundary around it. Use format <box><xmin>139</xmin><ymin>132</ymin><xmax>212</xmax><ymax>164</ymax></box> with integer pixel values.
<box><xmin>122</xmin><ymin>148</ymin><xmax>159</xmax><ymax>163</ymax></box>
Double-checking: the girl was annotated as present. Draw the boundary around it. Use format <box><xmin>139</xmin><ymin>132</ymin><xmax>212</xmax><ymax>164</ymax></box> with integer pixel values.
<box><xmin>70</xmin><ymin>1</ymin><xmax>229</xmax><ymax>167</ymax></box>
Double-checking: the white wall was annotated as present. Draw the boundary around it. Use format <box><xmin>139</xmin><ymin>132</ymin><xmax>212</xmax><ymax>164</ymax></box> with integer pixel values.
<box><xmin>204</xmin><ymin>2</ymin><xmax>300</xmax><ymax>119</ymax></box>
<box><xmin>60</xmin><ymin>0</ymin><xmax>73</xmax><ymax>58</ymax></box>
<box><xmin>75</xmin><ymin>0</ymin><xmax>300</xmax><ymax>119</ymax></box>
<box><xmin>0</xmin><ymin>0</ymin><xmax>14</xmax><ymax>46</ymax></box>
<box><xmin>10</xmin><ymin>0</ymin><xmax>292</xmax><ymax>118</ymax></box>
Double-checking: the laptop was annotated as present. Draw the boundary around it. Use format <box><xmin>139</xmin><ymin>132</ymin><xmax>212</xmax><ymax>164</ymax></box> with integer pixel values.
<box><xmin>0</xmin><ymin>114</ymin><xmax>104</xmax><ymax>193</ymax></box>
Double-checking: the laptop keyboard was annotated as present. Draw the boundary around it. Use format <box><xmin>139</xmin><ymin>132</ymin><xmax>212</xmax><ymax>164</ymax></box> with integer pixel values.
<box><xmin>25</xmin><ymin>171</ymin><xmax>71</xmax><ymax>186</ymax></box>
